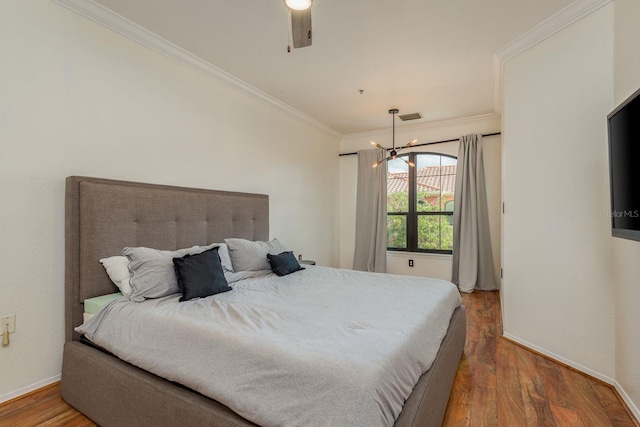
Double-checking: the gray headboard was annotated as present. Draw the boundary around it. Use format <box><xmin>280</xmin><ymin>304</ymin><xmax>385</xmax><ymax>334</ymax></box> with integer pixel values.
<box><xmin>65</xmin><ymin>176</ymin><xmax>269</xmax><ymax>342</ymax></box>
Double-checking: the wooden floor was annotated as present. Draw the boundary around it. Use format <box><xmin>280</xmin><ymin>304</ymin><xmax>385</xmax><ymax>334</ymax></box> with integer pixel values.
<box><xmin>443</xmin><ymin>291</ymin><xmax>637</xmax><ymax>427</ymax></box>
<box><xmin>0</xmin><ymin>291</ymin><xmax>637</xmax><ymax>427</ymax></box>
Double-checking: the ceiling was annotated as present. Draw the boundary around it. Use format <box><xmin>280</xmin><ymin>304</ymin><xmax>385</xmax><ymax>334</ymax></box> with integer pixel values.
<box><xmin>89</xmin><ymin>0</ymin><xmax>575</xmax><ymax>134</ymax></box>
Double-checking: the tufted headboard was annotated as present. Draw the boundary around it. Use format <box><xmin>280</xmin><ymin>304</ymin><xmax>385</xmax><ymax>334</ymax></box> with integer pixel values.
<box><xmin>65</xmin><ymin>176</ymin><xmax>269</xmax><ymax>342</ymax></box>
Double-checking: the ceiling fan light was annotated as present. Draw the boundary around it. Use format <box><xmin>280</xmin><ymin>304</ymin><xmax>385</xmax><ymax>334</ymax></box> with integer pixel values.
<box><xmin>285</xmin><ymin>0</ymin><xmax>312</xmax><ymax>10</ymax></box>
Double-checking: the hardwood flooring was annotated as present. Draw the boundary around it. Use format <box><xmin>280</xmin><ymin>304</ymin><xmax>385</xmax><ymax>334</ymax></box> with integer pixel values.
<box><xmin>0</xmin><ymin>291</ymin><xmax>636</xmax><ymax>426</ymax></box>
<box><xmin>0</xmin><ymin>383</ymin><xmax>95</xmax><ymax>427</ymax></box>
<box><xmin>443</xmin><ymin>291</ymin><xmax>637</xmax><ymax>427</ymax></box>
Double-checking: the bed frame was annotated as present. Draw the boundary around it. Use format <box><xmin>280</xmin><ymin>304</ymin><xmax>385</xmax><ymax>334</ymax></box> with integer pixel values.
<box><xmin>62</xmin><ymin>176</ymin><xmax>466</xmax><ymax>427</ymax></box>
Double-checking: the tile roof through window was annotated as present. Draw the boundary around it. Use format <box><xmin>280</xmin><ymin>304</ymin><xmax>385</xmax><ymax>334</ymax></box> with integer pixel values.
<box><xmin>388</xmin><ymin>165</ymin><xmax>456</xmax><ymax>194</ymax></box>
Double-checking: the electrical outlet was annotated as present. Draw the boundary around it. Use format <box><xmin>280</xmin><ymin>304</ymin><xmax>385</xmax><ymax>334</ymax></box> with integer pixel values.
<box><xmin>1</xmin><ymin>314</ymin><xmax>15</xmax><ymax>334</ymax></box>
<box><xmin>408</xmin><ymin>259</ymin><xmax>414</xmax><ymax>267</ymax></box>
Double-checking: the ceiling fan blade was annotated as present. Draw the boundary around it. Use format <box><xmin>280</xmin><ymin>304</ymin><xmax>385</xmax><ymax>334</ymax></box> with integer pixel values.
<box><xmin>291</xmin><ymin>8</ymin><xmax>312</xmax><ymax>48</ymax></box>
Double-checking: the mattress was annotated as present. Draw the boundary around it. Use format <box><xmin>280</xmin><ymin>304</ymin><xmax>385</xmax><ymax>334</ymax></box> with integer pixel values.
<box><xmin>77</xmin><ymin>267</ymin><xmax>460</xmax><ymax>427</ymax></box>
<box><xmin>83</xmin><ymin>292</ymin><xmax>123</xmax><ymax>322</ymax></box>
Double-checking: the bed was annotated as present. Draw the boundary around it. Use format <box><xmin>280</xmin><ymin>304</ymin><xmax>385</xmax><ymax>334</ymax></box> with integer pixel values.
<box><xmin>61</xmin><ymin>176</ymin><xmax>466</xmax><ymax>427</ymax></box>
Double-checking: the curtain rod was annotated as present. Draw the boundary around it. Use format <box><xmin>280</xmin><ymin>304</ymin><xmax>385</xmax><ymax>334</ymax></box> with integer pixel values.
<box><xmin>338</xmin><ymin>132</ymin><xmax>501</xmax><ymax>157</ymax></box>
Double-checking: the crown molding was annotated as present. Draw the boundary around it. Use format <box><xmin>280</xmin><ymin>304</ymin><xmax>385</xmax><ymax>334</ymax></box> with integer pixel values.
<box><xmin>53</xmin><ymin>0</ymin><xmax>611</xmax><ymax>139</ymax></box>
<box><xmin>493</xmin><ymin>0</ymin><xmax>612</xmax><ymax>117</ymax></box>
<box><xmin>495</xmin><ymin>0</ymin><xmax>612</xmax><ymax>61</ymax></box>
<box><xmin>51</xmin><ymin>0</ymin><xmax>341</xmax><ymax>138</ymax></box>
<box><xmin>343</xmin><ymin>113</ymin><xmax>501</xmax><ymax>139</ymax></box>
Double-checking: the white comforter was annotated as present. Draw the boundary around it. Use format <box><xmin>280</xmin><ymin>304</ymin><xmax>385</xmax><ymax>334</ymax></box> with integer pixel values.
<box><xmin>77</xmin><ymin>266</ymin><xmax>460</xmax><ymax>427</ymax></box>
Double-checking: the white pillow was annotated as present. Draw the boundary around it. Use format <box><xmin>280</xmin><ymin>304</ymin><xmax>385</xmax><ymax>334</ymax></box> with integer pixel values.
<box><xmin>225</xmin><ymin>238</ymin><xmax>288</xmax><ymax>272</ymax></box>
<box><xmin>99</xmin><ymin>256</ymin><xmax>133</xmax><ymax>295</ymax></box>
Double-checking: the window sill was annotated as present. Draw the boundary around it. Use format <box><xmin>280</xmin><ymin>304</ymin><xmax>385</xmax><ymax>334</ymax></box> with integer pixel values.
<box><xmin>386</xmin><ymin>251</ymin><xmax>452</xmax><ymax>260</ymax></box>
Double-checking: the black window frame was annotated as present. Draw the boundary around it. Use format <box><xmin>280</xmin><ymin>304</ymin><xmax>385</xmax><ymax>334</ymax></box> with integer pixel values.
<box><xmin>386</xmin><ymin>152</ymin><xmax>456</xmax><ymax>254</ymax></box>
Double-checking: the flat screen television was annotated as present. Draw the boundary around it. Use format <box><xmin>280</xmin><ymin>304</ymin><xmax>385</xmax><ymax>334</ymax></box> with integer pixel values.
<box><xmin>607</xmin><ymin>87</ymin><xmax>640</xmax><ymax>242</ymax></box>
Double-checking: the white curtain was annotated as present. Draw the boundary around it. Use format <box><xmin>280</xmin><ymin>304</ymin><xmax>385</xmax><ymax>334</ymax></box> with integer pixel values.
<box><xmin>452</xmin><ymin>134</ymin><xmax>498</xmax><ymax>292</ymax></box>
<box><xmin>353</xmin><ymin>148</ymin><xmax>387</xmax><ymax>272</ymax></box>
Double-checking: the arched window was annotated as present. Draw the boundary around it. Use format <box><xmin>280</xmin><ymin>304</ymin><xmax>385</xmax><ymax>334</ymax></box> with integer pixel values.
<box><xmin>386</xmin><ymin>153</ymin><xmax>457</xmax><ymax>253</ymax></box>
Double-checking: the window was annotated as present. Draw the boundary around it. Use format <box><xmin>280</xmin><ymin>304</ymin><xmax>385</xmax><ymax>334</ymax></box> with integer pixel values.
<box><xmin>387</xmin><ymin>153</ymin><xmax>457</xmax><ymax>254</ymax></box>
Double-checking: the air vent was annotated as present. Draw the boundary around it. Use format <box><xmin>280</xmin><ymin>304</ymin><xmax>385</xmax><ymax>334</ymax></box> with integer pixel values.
<box><xmin>399</xmin><ymin>112</ymin><xmax>422</xmax><ymax>121</ymax></box>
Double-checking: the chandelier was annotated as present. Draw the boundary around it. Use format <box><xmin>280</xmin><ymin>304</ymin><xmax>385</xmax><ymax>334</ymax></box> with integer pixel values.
<box><xmin>371</xmin><ymin>109</ymin><xmax>417</xmax><ymax>168</ymax></box>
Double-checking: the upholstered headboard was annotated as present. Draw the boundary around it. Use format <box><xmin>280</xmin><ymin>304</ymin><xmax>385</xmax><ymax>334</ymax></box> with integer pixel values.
<box><xmin>65</xmin><ymin>176</ymin><xmax>269</xmax><ymax>342</ymax></box>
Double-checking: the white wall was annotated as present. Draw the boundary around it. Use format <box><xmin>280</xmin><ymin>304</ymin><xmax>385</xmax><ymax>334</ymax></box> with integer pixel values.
<box><xmin>502</xmin><ymin>5</ymin><xmax>615</xmax><ymax>379</ymax></box>
<box><xmin>612</xmin><ymin>0</ymin><xmax>640</xmax><ymax>417</ymax></box>
<box><xmin>339</xmin><ymin>114</ymin><xmax>501</xmax><ymax>281</ymax></box>
<box><xmin>0</xmin><ymin>0</ymin><xmax>339</xmax><ymax>401</ymax></box>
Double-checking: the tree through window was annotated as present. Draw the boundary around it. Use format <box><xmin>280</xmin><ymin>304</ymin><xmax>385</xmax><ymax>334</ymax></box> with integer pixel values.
<box><xmin>386</xmin><ymin>153</ymin><xmax>456</xmax><ymax>253</ymax></box>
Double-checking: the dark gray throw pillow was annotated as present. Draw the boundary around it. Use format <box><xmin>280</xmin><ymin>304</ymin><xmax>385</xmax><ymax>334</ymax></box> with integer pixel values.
<box><xmin>173</xmin><ymin>247</ymin><xmax>231</xmax><ymax>302</ymax></box>
<box><xmin>267</xmin><ymin>251</ymin><xmax>305</xmax><ymax>277</ymax></box>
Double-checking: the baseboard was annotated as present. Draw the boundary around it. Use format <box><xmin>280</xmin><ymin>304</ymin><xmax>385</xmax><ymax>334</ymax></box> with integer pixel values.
<box><xmin>614</xmin><ymin>380</ymin><xmax>640</xmax><ymax>426</ymax></box>
<box><xmin>501</xmin><ymin>332</ymin><xmax>615</xmax><ymax>384</ymax></box>
<box><xmin>0</xmin><ymin>375</ymin><xmax>61</xmax><ymax>405</ymax></box>
<box><xmin>502</xmin><ymin>333</ymin><xmax>640</xmax><ymax>426</ymax></box>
